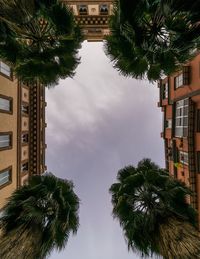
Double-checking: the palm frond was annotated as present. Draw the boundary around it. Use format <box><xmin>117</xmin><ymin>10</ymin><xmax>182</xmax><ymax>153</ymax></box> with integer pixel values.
<box><xmin>0</xmin><ymin>173</ymin><xmax>80</xmax><ymax>258</ymax></box>
<box><xmin>0</xmin><ymin>0</ymin><xmax>83</xmax><ymax>86</ymax></box>
<box><xmin>109</xmin><ymin>158</ymin><xmax>198</xmax><ymax>257</ymax></box>
<box><xmin>104</xmin><ymin>0</ymin><xmax>200</xmax><ymax>81</ymax></box>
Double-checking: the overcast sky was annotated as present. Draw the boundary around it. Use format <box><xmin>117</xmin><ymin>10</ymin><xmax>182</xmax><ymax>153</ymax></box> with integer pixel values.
<box><xmin>46</xmin><ymin>42</ymin><xmax>164</xmax><ymax>259</ymax></box>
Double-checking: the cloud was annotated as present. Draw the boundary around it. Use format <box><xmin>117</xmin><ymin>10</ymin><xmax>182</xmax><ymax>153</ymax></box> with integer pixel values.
<box><xmin>46</xmin><ymin>42</ymin><xmax>164</xmax><ymax>259</ymax></box>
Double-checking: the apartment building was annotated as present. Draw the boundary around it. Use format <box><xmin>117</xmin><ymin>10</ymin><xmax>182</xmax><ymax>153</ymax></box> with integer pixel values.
<box><xmin>63</xmin><ymin>0</ymin><xmax>113</xmax><ymax>41</ymax></box>
<box><xmin>0</xmin><ymin>61</ymin><xmax>47</xmax><ymax>209</ymax></box>
<box><xmin>158</xmin><ymin>53</ymin><xmax>200</xmax><ymax>225</ymax></box>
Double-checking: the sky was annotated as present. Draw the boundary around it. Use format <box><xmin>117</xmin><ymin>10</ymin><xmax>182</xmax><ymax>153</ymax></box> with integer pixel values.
<box><xmin>46</xmin><ymin>42</ymin><xmax>164</xmax><ymax>259</ymax></box>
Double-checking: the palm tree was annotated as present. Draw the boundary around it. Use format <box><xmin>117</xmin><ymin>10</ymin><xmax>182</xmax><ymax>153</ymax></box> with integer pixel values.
<box><xmin>109</xmin><ymin>159</ymin><xmax>200</xmax><ymax>258</ymax></box>
<box><xmin>0</xmin><ymin>0</ymin><xmax>83</xmax><ymax>86</ymax></box>
<box><xmin>105</xmin><ymin>0</ymin><xmax>200</xmax><ymax>81</ymax></box>
<box><xmin>0</xmin><ymin>173</ymin><xmax>80</xmax><ymax>259</ymax></box>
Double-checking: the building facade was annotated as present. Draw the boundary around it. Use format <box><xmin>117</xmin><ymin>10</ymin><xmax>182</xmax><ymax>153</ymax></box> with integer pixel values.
<box><xmin>0</xmin><ymin>61</ymin><xmax>46</xmax><ymax>209</ymax></box>
<box><xmin>63</xmin><ymin>0</ymin><xmax>113</xmax><ymax>41</ymax></box>
<box><xmin>158</xmin><ymin>53</ymin><xmax>200</xmax><ymax>226</ymax></box>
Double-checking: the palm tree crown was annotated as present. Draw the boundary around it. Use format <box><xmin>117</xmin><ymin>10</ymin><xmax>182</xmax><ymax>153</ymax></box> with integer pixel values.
<box><xmin>109</xmin><ymin>159</ymin><xmax>200</xmax><ymax>258</ymax></box>
<box><xmin>105</xmin><ymin>0</ymin><xmax>200</xmax><ymax>81</ymax></box>
<box><xmin>0</xmin><ymin>0</ymin><xmax>83</xmax><ymax>86</ymax></box>
<box><xmin>0</xmin><ymin>173</ymin><xmax>80</xmax><ymax>259</ymax></box>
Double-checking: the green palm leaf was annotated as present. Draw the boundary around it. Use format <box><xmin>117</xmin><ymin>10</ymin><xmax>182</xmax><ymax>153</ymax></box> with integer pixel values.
<box><xmin>0</xmin><ymin>0</ymin><xmax>83</xmax><ymax>86</ymax></box>
<box><xmin>0</xmin><ymin>173</ymin><xmax>80</xmax><ymax>259</ymax></box>
<box><xmin>105</xmin><ymin>0</ymin><xmax>200</xmax><ymax>81</ymax></box>
<box><xmin>109</xmin><ymin>158</ymin><xmax>200</xmax><ymax>257</ymax></box>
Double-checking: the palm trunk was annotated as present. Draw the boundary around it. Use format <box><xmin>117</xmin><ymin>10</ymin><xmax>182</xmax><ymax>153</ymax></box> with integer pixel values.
<box><xmin>0</xmin><ymin>226</ymin><xmax>42</xmax><ymax>259</ymax></box>
<box><xmin>157</xmin><ymin>218</ymin><xmax>200</xmax><ymax>259</ymax></box>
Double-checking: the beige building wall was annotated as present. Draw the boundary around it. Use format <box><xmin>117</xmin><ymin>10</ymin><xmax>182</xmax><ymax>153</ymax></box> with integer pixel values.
<box><xmin>0</xmin><ymin>74</ymin><xmax>18</xmax><ymax>209</ymax></box>
<box><xmin>0</xmin><ymin>62</ymin><xmax>47</xmax><ymax>210</ymax></box>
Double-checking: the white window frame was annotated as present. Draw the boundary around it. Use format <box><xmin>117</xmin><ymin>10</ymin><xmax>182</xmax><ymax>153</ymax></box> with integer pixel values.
<box><xmin>175</xmin><ymin>74</ymin><xmax>183</xmax><ymax>88</ymax></box>
<box><xmin>175</xmin><ymin>99</ymin><xmax>188</xmax><ymax>137</ymax></box>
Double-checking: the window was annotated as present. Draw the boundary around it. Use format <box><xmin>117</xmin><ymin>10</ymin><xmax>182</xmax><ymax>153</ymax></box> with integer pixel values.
<box><xmin>21</xmin><ymin>162</ymin><xmax>28</xmax><ymax>172</ymax></box>
<box><xmin>22</xmin><ymin>133</ymin><xmax>28</xmax><ymax>144</ymax></box>
<box><xmin>100</xmin><ymin>4</ymin><xmax>108</xmax><ymax>14</ymax></box>
<box><xmin>175</xmin><ymin>99</ymin><xmax>188</xmax><ymax>137</ymax></box>
<box><xmin>162</xmin><ymin>82</ymin><xmax>168</xmax><ymax>99</ymax></box>
<box><xmin>179</xmin><ymin>151</ymin><xmax>188</xmax><ymax>165</ymax></box>
<box><xmin>175</xmin><ymin>74</ymin><xmax>183</xmax><ymax>88</ymax></box>
<box><xmin>0</xmin><ymin>168</ymin><xmax>11</xmax><ymax>187</ymax></box>
<box><xmin>79</xmin><ymin>5</ymin><xmax>87</xmax><ymax>15</ymax></box>
<box><xmin>0</xmin><ymin>96</ymin><xmax>12</xmax><ymax>113</ymax></box>
<box><xmin>0</xmin><ymin>61</ymin><xmax>11</xmax><ymax>77</ymax></box>
<box><xmin>0</xmin><ymin>133</ymin><xmax>12</xmax><ymax>149</ymax></box>
<box><xmin>21</xmin><ymin>105</ymin><xmax>29</xmax><ymax>115</ymax></box>
<box><xmin>174</xmin><ymin>66</ymin><xmax>190</xmax><ymax>89</ymax></box>
<box><xmin>165</xmin><ymin>119</ymin><xmax>172</xmax><ymax>129</ymax></box>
